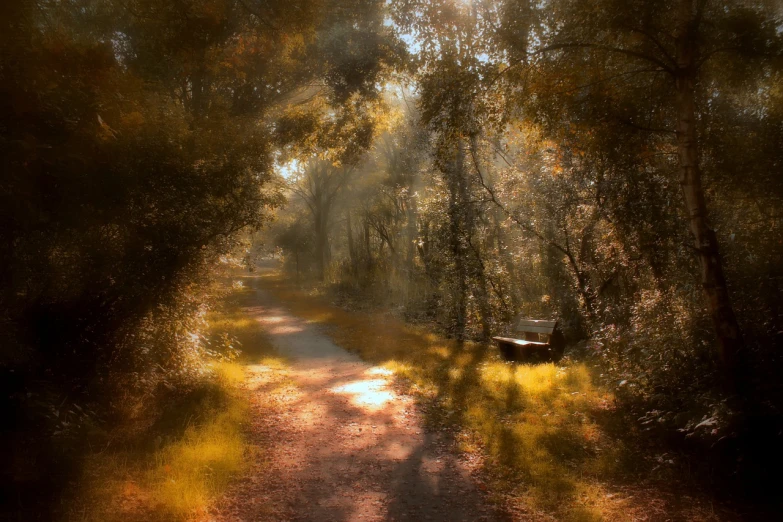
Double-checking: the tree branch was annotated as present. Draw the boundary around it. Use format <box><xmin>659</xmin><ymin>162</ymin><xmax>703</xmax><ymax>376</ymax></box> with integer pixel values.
<box><xmin>535</xmin><ymin>42</ymin><xmax>676</xmax><ymax>75</ymax></box>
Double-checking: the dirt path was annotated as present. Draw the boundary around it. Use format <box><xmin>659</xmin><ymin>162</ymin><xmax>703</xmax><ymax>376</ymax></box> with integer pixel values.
<box><xmin>211</xmin><ymin>285</ymin><xmax>498</xmax><ymax>522</ymax></box>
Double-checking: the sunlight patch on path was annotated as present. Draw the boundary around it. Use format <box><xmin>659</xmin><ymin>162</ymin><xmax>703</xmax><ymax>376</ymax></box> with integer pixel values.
<box><xmin>267</xmin><ymin>324</ymin><xmax>304</xmax><ymax>335</ymax></box>
<box><xmin>367</xmin><ymin>366</ymin><xmax>394</xmax><ymax>376</ymax></box>
<box><xmin>329</xmin><ymin>378</ymin><xmax>395</xmax><ymax>410</ymax></box>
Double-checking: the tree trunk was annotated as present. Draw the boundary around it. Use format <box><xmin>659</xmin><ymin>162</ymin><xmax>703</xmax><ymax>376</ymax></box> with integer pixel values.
<box><xmin>472</xmin><ymin>250</ymin><xmax>493</xmax><ymax>341</ymax></box>
<box><xmin>405</xmin><ymin>188</ymin><xmax>419</xmax><ymax>304</ymax></box>
<box><xmin>190</xmin><ymin>46</ymin><xmax>207</xmax><ymax>122</ymax></box>
<box><xmin>448</xmin><ymin>138</ymin><xmax>468</xmax><ymax>341</ymax></box>
<box><xmin>295</xmin><ymin>249</ymin><xmax>300</xmax><ymax>285</ymax></box>
<box><xmin>417</xmin><ymin>220</ymin><xmax>432</xmax><ymax>279</ymax></box>
<box><xmin>495</xmin><ymin>213</ymin><xmax>518</xmax><ymax>320</ymax></box>
<box><xmin>347</xmin><ymin>210</ymin><xmax>357</xmax><ymax>277</ymax></box>
<box><xmin>314</xmin><ymin>200</ymin><xmax>330</xmax><ymax>281</ymax></box>
<box><xmin>314</xmin><ymin>211</ymin><xmax>325</xmax><ymax>281</ymax></box>
<box><xmin>405</xmin><ymin>197</ymin><xmax>418</xmax><ymax>268</ymax></box>
<box><xmin>675</xmin><ymin>0</ymin><xmax>743</xmax><ymax>389</ymax></box>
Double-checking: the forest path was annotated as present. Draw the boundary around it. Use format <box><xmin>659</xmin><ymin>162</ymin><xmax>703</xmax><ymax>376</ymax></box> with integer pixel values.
<box><xmin>211</xmin><ymin>281</ymin><xmax>498</xmax><ymax>522</ymax></box>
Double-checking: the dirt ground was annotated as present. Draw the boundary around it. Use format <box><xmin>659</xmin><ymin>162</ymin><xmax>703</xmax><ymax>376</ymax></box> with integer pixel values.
<box><xmin>210</xmin><ymin>285</ymin><xmax>499</xmax><ymax>522</ymax></box>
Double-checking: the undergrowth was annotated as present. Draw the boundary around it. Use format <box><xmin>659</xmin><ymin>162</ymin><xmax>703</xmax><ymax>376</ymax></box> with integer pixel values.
<box><xmin>256</xmin><ymin>271</ymin><xmax>724</xmax><ymax>522</ymax></box>
<box><xmin>66</xmin><ymin>278</ymin><xmax>281</xmax><ymax>521</ymax></box>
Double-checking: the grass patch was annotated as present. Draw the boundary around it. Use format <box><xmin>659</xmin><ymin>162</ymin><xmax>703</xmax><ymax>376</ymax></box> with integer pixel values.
<box><xmin>205</xmin><ymin>278</ymin><xmax>281</xmax><ymax>365</ymax></box>
<box><xmin>250</xmin><ymin>271</ymin><xmax>676</xmax><ymax>521</ymax></box>
<box><xmin>67</xmin><ymin>277</ymin><xmax>282</xmax><ymax>521</ymax></box>
<box><xmin>146</xmin><ymin>362</ymin><xmax>247</xmax><ymax>519</ymax></box>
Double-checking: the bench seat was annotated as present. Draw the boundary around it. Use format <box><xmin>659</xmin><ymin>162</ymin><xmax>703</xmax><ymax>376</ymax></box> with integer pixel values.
<box><xmin>493</xmin><ymin>318</ymin><xmax>565</xmax><ymax>362</ymax></box>
<box><xmin>492</xmin><ymin>336</ymin><xmax>548</xmax><ymax>347</ymax></box>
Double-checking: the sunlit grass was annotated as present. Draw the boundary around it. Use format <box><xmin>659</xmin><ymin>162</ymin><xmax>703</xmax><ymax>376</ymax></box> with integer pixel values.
<box><xmin>146</xmin><ymin>362</ymin><xmax>246</xmax><ymax>519</ymax></box>
<box><xmin>68</xmin><ymin>278</ymin><xmax>282</xmax><ymax>521</ymax></box>
<box><xmin>205</xmin><ymin>281</ymin><xmax>280</xmax><ymax>365</ymax></box>
<box><xmin>254</xmin><ymin>271</ymin><xmax>629</xmax><ymax>521</ymax></box>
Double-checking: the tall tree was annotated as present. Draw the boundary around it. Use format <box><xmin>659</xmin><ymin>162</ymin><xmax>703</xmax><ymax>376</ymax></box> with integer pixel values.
<box><xmin>485</xmin><ymin>0</ymin><xmax>783</xmax><ymax>389</ymax></box>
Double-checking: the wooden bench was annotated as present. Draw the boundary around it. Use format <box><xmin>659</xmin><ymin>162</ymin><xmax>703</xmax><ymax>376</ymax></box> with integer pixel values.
<box><xmin>492</xmin><ymin>318</ymin><xmax>565</xmax><ymax>362</ymax></box>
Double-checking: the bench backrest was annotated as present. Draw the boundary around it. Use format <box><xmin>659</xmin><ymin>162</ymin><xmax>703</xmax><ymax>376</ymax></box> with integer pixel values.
<box><xmin>513</xmin><ymin>318</ymin><xmax>558</xmax><ymax>343</ymax></box>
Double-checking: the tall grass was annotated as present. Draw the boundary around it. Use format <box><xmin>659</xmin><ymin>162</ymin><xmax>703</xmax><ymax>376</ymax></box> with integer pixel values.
<box><xmin>147</xmin><ymin>362</ymin><xmax>247</xmax><ymax>519</ymax></box>
<box><xmin>67</xmin><ymin>279</ymin><xmax>280</xmax><ymax>521</ymax></box>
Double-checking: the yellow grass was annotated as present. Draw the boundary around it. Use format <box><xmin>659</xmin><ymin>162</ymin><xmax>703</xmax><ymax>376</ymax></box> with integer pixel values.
<box><xmin>253</xmin><ymin>271</ymin><xmax>636</xmax><ymax>521</ymax></box>
<box><xmin>145</xmin><ymin>361</ymin><xmax>247</xmax><ymax>519</ymax></box>
<box><xmin>205</xmin><ymin>279</ymin><xmax>282</xmax><ymax>365</ymax></box>
<box><xmin>68</xmin><ymin>278</ymin><xmax>283</xmax><ymax>522</ymax></box>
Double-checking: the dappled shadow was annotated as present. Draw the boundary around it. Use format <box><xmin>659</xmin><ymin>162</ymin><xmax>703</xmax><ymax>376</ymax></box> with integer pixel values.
<box><xmin>212</xmin><ymin>282</ymin><xmax>495</xmax><ymax>521</ymax></box>
<box><xmin>218</xmin><ymin>270</ymin><xmax>748</xmax><ymax>521</ymax></box>
<box><xmin>245</xmin><ymin>271</ymin><xmax>590</xmax><ymax>515</ymax></box>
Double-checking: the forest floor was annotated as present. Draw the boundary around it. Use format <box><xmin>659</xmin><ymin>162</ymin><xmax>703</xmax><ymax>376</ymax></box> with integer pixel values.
<box><xmin>61</xmin><ymin>267</ymin><xmax>759</xmax><ymax>522</ymax></box>
<box><xmin>59</xmin><ymin>266</ymin><xmax>750</xmax><ymax>522</ymax></box>
<box><xmin>207</xmin><ymin>267</ymin><xmax>737</xmax><ymax>522</ymax></box>
<box><xmin>210</xmin><ymin>277</ymin><xmax>498</xmax><ymax>521</ymax></box>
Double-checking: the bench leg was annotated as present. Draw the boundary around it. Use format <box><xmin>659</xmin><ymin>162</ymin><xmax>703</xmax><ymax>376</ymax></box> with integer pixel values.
<box><xmin>498</xmin><ymin>342</ymin><xmax>516</xmax><ymax>361</ymax></box>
